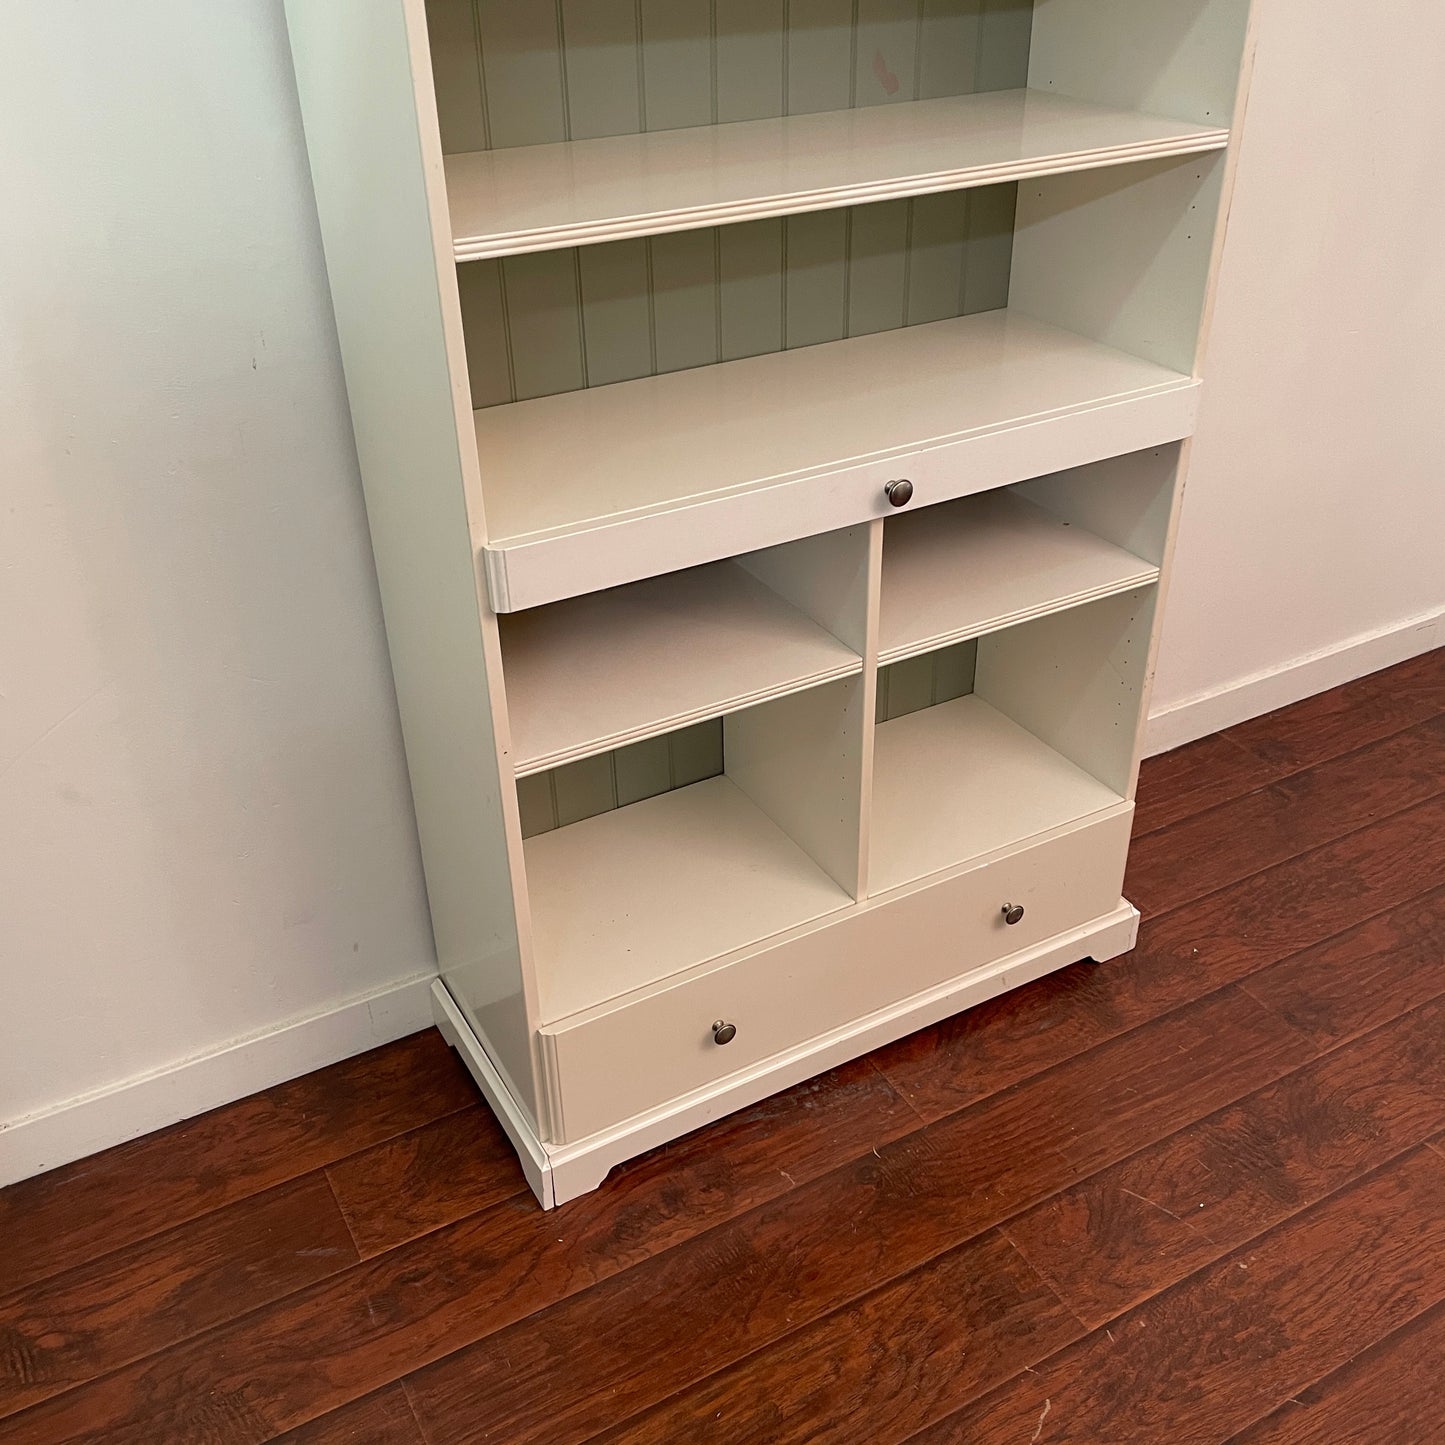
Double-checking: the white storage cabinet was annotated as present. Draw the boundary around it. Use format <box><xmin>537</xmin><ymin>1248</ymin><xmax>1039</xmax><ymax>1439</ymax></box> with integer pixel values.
<box><xmin>284</xmin><ymin>0</ymin><xmax>1256</xmax><ymax>1206</ymax></box>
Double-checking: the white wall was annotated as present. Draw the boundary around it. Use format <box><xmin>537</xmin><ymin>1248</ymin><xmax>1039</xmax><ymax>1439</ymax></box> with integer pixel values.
<box><xmin>1148</xmin><ymin>0</ymin><xmax>1445</xmax><ymax>748</ymax></box>
<box><xmin>0</xmin><ymin>1</ymin><xmax>436</xmax><ymax>1185</ymax></box>
<box><xmin>2</xmin><ymin>0</ymin><xmax>1442</xmax><ymax>1186</ymax></box>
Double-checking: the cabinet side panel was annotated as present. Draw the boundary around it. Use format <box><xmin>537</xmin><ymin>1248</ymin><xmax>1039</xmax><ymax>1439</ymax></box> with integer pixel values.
<box><xmin>1028</xmin><ymin>0</ymin><xmax>1249</xmax><ymax>127</ymax></box>
<box><xmin>284</xmin><ymin>0</ymin><xmax>539</xmax><ymax>1123</ymax></box>
<box><xmin>1010</xmin><ymin>154</ymin><xmax>1224</xmax><ymax>376</ymax></box>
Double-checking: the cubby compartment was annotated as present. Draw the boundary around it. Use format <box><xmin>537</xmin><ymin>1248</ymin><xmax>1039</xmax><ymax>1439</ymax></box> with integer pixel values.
<box><xmin>500</xmin><ymin>526</ymin><xmax>870</xmax><ymax>774</ymax></box>
<box><xmin>879</xmin><ymin>444</ymin><xmax>1176</xmax><ymax>663</ymax></box>
<box><xmin>870</xmin><ymin>585</ymin><xmax>1154</xmax><ymax>893</ymax></box>
<box><xmin>519</xmin><ymin>677</ymin><xmax>867</xmax><ymax>1022</ymax></box>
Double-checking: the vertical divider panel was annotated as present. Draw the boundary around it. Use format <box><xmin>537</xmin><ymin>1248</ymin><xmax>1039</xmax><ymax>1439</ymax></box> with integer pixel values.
<box><xmin>973</xmin><ymin>586</ymin><xmax>1159</xmax><ymax>798</ymax></box>
<box><xmin>737</xmin><ymin>523</ymin><xmax>873</xmax><ymax>654</ymax></box>
<box><xmin>725</xmin><ymin>521</ymin><xmax>881</xmax><ymax>897</ymax></box>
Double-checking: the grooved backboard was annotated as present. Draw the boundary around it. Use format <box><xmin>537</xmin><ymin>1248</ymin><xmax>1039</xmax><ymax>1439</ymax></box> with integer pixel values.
<box><xmin>517</xmin><ymin>719</ymin><xmax>725</xmax><ymax>838</ymax></box>
<box><xmin>876</xmin><ymin>639</ymin><xmax>978</xmax><ymax>722</ymax></box>
<box><xmin>427</xmin><ymin>0</ymin><xmax>1035</xmax><ymax>154</ymax></box>
<box><xmin>460</xmin><ymin>184</ymin><xmax>1017</xmax><ymax>407</ymax></box>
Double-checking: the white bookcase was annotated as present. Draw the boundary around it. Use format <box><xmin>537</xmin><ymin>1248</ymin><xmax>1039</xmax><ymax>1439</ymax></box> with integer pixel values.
<box><xmin>284</xmin><ymin>0</ymin><xmax>1256</xmax><ymax>1207</ymax></box>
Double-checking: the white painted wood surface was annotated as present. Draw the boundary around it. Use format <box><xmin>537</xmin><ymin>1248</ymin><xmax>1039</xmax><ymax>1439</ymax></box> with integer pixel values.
<box><xmin>283</xmin><ymin>0</ymin><xmax>541</xmax><ymax>1121</ymax></box>
<box><xmin>445</xmin><ymin>89</ymin><xmax>1228</xmax><ymax>259</ymax></box>
<box><xmin>541</xmin><ymin>806</ymin><xmax>1133</xmax><ymax>1141</ymax></box>
<box><xmin>1011</xmin><ymin>153</ymin><xmax>1225</xmax><ymax>375</ymax></box>
<box><xmin>878</xmin><ymin>490</ymin><xmax>1159</xmax><ymax>663</ymax></box>
<box><xmin>976</xmin><ymin>585</ymin><xmax>1158</xmax><ymax>798</ymax></box>
<box><xmin>870</xmin><ymin>694</ymin><xmax>1124</xmax><ymax>892</ymax></box>
<box><xmin>726</xmin><ymin>678</ymin><xmax>869</xmax><ymax>897</ymax></box>
<box><xmin>501</xmin><ymin>561</ymin><xmax>861</xmax><ymax>776</ymax></box>
<box><xmin>478</xmin><ymin>310</ymin><xmax>1200</xmax><ymax>610</ymax></box>
<box><xmin>525</xmin><ymin>775</ymin><xmax>854</xmax><ymax>1022</ymax></box>
<box><xmin>1029</xmin><ymin>0</ymin><xmax>1250</xmax><ymax>129</ymax></box>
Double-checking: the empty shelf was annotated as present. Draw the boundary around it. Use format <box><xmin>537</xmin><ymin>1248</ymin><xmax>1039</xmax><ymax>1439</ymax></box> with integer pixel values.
<box><xmin>447</xmin><ymin>89</ymin><xmax>1229</xmax><ymax>260</ymax></box>
<box><xmin>879</xmin><ymin>491</ymin><xmax>1160</xmax><ymax>663</ymax></box>
<box><xmin>502</xmin><ymin>561</ymin><xmax>861</xmax><ymax>776</ymax></box>
<box><xmin>870</xmin><ymin>695</ymin><xmax>1123</xmax><ymax>893</ymax></box>
<box><xmin>527</xmin><ymin>775</ymin><xmax>854</xmax><ymax>1021</ymax></box>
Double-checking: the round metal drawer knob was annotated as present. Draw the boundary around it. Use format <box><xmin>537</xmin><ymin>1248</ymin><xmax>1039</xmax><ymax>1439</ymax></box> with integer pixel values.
<box><xmin>712</xmin><ymin>1020</ymin><xmax>738</xmax><ymax>1046</ymax></box>
<box><xmin>1002</xmin><ymin>903</ymin><xmax>1025</xmax><ymax>926</ymax></box>
<box><xmin>884</xmin><ymin>478</ymin><xmax>914</xmax><ymax>508</ymax></box>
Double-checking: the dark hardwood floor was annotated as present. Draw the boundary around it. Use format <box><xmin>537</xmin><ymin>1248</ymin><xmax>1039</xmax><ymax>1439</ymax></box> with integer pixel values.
<box><xmin>2</xmin><ymin>647</ymin><xmax>1442</xmax><ymax>1444</ymax></box>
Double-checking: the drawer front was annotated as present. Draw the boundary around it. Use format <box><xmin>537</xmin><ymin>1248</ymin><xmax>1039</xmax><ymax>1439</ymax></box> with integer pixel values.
<box><xmin>541</xmin><ymin>806</ymin><xmax>1132</xmax><ymax>1142</ymax></box>
<box><xmin>484</xmin><ymin>387</ymin><xmax>1198</xmax><ymax>612</ymax></box>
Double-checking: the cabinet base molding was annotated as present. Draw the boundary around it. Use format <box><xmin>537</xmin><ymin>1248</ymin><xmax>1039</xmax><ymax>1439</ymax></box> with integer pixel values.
<box><xmin>433</xmin><ymin>899</ymin><xmax>1140</xmax><ymax>1210</ymax></box>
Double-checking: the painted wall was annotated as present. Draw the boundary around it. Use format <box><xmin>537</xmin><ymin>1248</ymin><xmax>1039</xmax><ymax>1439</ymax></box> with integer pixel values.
<box><xmin>2</xmin><ymin>0</ymin><xmax>1442</xmax><ymax>1184</ymax></box>
<box><xmin>1147</xmin><ymin>0</ymin><xmax>1445</xmax><ymax>747</ymax></box>
<box><xmin>0</xmin><ymin>2</ymin><xmax>436</xmax><ymax>1183</ymax></box>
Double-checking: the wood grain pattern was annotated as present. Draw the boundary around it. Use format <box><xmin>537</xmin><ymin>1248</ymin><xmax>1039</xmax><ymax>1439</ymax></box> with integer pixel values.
<box><xmin>910</xmin><ymin>1147</ymin><xmax>1445</xmax><ymax>1445</ymax></box>
<box><xmin>404</xmin><ymin>987</ymin><xmax>1307</xmax><ymax>1445</ymax></box>
<box><xmin>1124</xmin><ymin>714</ymin><xmax>1445</xmax><ymax>917</ymax></box>
<box><xmin>1222</xmin><ymin>646</ymin><xmax>1445</xmax><ymax>773</ymax></box>
<box><xmin>0</xmin><ymin>1032</ymin><xmax>475</xmax><ymax>1298</ymax></box>
<box><xmin>1133</xmin><ymin>646</ymin><xmax>1444</xmax><ymax>838</ymax></box>
<box><xmin>874</xmin><ymin>792</ymin><xmax>1445</xmax><ymax>1122</ymax></box>
<box><xmin>1003</xmin><ymin>998</ymin><xmax>1445</xmax><ymax>1328</ymax></box>
<box><xmin>1225</xmin><ymin>1299</ymin><xmax>1445</xmax><ymax>1445</ymax></box>
<box><xmin>325</xmin><ymin>1105</ymin><xmax>525</xmax><ymax>1259</ymax></box>
<box><xmin>1239</xmin><ymin>886</ymin><xmax>1445</xmax><ymax>1050</ymax></box>
<box><xmin>0</xmin><ymin>1175</ymin><xmax>356</xmax><ymax>1417</ymax></box>
<box><xmin>1133</xmin><ymin>730</ymin><xmax>1287</xmax><ymax>836</ymax></box>
<box><xmin>0</xmin><ymin>1061</ymin><xmax>916</xmax><ymax>1444</ymax></box>
<box><xmin>591</xmin><ymin>1232</ymin><xmax>1080</xmax><ymax>1445</ymax></box>
<box><xmin>272</xmin><ymin>1384</ymin><xmax>424</xmax><ymax>1444</ymax></box>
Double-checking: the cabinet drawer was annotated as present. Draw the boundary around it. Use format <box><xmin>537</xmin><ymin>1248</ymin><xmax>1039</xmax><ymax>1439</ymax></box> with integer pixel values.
<box><xmin>480</xmin><ymin>354</ymin><xmax>1199</xmax><ymax>613</ymax></box>
<box><xmin>540</xmin><ymin>805</ymin><xmax>1132</xmax><ymax>1142</ymax></box>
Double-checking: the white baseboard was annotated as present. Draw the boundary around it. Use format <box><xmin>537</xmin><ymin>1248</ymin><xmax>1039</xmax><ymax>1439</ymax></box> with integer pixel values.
<box><xmin>0</xmin><ymin>970</ymin><xmax>437</xmax><ymax>1189</ymax></box>
<box><xmin>1146</xmin><ymin>605</ymin><xmax>1444</xmax><ymax>756</ymax></box>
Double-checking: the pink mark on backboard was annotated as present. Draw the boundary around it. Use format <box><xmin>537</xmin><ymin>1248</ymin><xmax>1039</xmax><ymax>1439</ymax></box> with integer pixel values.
<box><xmin>872</xmin><ymin>49</ymin><xmax>901</xmax><ymax>95</ymax></box>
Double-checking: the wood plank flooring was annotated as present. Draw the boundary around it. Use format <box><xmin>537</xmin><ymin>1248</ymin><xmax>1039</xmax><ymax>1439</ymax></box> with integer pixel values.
<box><xmin>1</xmin><ymin>647</ymin><xmax>1441</xmax><ymax>1444</ymax></box>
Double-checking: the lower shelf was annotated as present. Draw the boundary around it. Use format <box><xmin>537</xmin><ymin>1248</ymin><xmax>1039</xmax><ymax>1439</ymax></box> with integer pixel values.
<box><xmin>526</xmin><ymin>774</ymin><xmax>854</xmax><ymax>1022</ymax></box>
<box><xmin>870</xmin><ymin>694</ymin><xmax>1124</xmax><ymax>895</ymax></box>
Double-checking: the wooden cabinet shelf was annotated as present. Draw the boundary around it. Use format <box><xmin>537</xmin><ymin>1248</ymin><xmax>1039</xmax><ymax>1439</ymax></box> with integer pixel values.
<box><xmin>501</xmin><ymin>560</ymin><xmax>861</xmax><ymax>776</ymax></box>
<box><xmin>446</xmin><ymin>89</ymin><xmax>1229</xmax><ymax>262</ymax></box>
<box><xmin>526</xmin><ymin>775</ymin><xmax>853</xmax><ymax>1022</ymax></box>
<box><xmin>879</xmin><ymin>490</ymin><xmax>1160</xmax><ymax>664</ymax></box>
<box><xmin>871</xmin><ymin>695</ymin><xmax>1124</xmax><ymax>894</ymax></box>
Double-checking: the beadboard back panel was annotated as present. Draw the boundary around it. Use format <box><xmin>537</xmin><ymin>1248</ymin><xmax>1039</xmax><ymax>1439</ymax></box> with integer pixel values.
<box><xmin>876</xmin><ymin>639</ymin><xmax>977</xmax><ymax>722</ymax></box>
<box><xmin>427</xmin><ymin>0</ymin><xmax>1035</xmax><ymax>154</ymax></box>
<box><xmin>517</xmin><ymin>719</ymin><xmax>725</xmax><ymax>838</ymax></box>
<box><xmin>459</xmin><ymin>183</ymin><xmax>1017</xmax><ymax>407</ymax></box>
